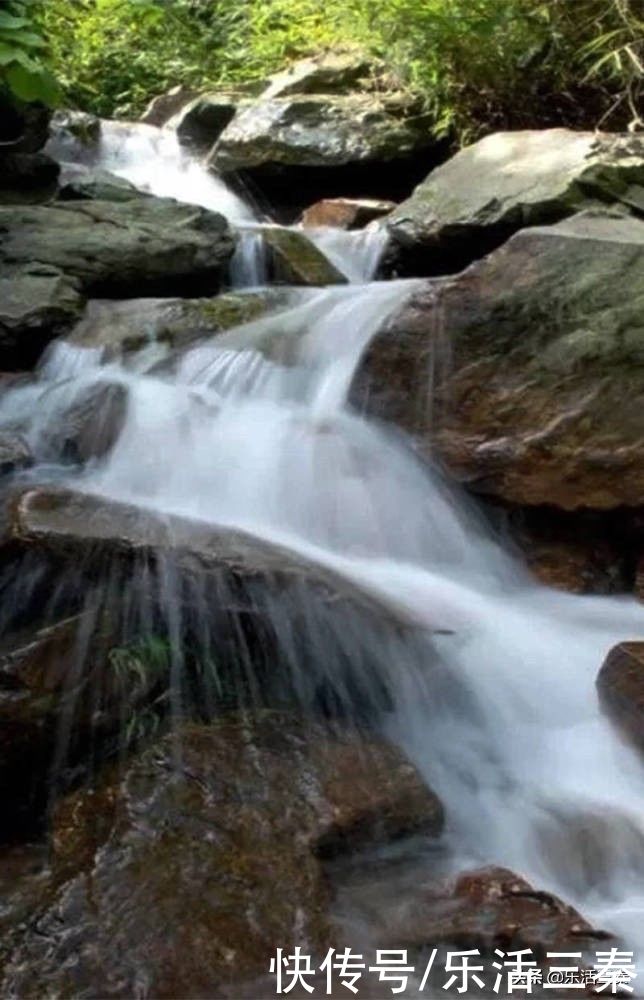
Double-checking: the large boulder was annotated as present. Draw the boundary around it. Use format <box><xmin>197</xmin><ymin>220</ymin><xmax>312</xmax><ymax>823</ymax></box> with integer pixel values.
<box><xmin>7</xmin><ymin>487</ymin><xmax>422</xmax><ymax>633</ymax></box>
<box><xmin>0</xmin><ymin>713</ymin><xmax>442</xmax><ymax>997</ymax></box>
<box><xmin>0</xmin><ymin>95</ymin><xmax>50</xmax><ymax>154</ymax></box>
<box><xmin>209</xmin><ymin>90</ymin><xmax>441</xmax><ymax>214</ymax></box>
<box><xmin>597</xmin><ymin>643</ymin><xmax>644</xmax><ymax>752</ymax></box>
<box><xmin>0</xmin><ymin>263</ymin><xmax>84</xmax><ymax>369</ymax></box>
<box><xmin>358</xmin><ymin>210</ymin><xmax>644</xmax><ymax>512</ymax></box>
<box><xmin>0</xmin><ymin>197</ymin><xmax>235</xmax><ymax>298</ymax></box>
<box><xmin>387</xmin><ymin>129</ymin><xmax>644</xmax><ymax>275</ymax></box>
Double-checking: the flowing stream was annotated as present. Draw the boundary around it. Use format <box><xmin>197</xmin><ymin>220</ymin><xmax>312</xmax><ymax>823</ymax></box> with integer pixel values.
<box><xmin>12</xmin><ymin>121</ymin><xmax>644</xmax><ymax>971</ymax></box>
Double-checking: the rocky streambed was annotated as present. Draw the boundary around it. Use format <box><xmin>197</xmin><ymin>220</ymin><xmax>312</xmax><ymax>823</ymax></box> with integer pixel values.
<box><xmin>1</xmin><ymin>51</ymin><xmax>644</xmax><ymax>999</ymax></box>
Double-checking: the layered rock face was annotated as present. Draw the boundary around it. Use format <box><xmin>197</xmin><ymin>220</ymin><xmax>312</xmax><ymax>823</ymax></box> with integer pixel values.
<box><xmin>386</xmin><ymin>128</ymin><xmax>644</xmax><ymax>274</ymax></box>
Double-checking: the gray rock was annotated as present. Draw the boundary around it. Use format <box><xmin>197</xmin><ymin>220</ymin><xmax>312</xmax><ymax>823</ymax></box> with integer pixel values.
<box><xmin>388</xmin><ymin>128</ymin><xmax>644</xmax><ymax>274</ymax></box>
<box><xmin>0</xmin><ymin>198</ymin><xmax>235</xmax><ymax>297</ymax></box>
<box><xmin>0</xmin><ymin>264</ymin><xmax>84</xmax><ymax>369</ymax></box>
<box><xmin>0</xmin><ymin>432</ymin><xmax>32</xmax><ymax>473</ymax></box>
<box><xmin>357</xmin><ymin>210</ymin><xmax>644</xmax><ymax>511</ymax></box>
<box><xmin>67</xmin><ymin>290</ymin><xmax>282</xmax><ymax>362</ymax></box>
<box><xmin>262</xmin><ymin>52</ymin><xmax>374</xmax><ymax>99</ymax></box>
<box><xmin>57</xmin><ymin>164</ymin><xmax>142</xmax><ymax>203</ymax></box>
<box><xmin>171</xmin><ymin>93</ymin><xmax>242</xmax><ymax>153</ymax></box>
<box><xmin>209</xmin><ymin>92</ymin><xmax>439</xmax><ymax>212</ymax></box>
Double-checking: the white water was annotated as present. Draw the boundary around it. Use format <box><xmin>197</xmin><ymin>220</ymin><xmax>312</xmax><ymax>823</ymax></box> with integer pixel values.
<box><xmin>13</xmin><ymin>123</ymin><xmax>644</xmax><ymax>966</ymax></box>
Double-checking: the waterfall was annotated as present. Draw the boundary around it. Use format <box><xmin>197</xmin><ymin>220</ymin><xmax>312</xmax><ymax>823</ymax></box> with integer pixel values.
<box><xmin>10</xmin><ymin>118</ymin><xmax>644</xmax><ymax>975</ymax></box>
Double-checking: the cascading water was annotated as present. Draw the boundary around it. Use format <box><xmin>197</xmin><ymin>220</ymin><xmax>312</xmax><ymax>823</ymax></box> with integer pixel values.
<box><xmin>10</xmin><ymin>117</ymin><xmax>644</xmax><ymax>981</ymax></box>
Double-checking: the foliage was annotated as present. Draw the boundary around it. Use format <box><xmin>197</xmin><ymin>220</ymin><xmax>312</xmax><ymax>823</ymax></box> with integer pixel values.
<box><xmin>32</xmin><ymin>0</ymin><xmax>644</xmax><ymax>137</ymax></box>
<box><xmin>0</xmin><ymin>0</ymin><xmax>59</xmax><ymax>105</ymax></box>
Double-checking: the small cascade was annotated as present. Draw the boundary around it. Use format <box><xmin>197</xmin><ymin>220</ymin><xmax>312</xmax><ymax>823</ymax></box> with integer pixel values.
<box><xmin>305</xmin><ymin>224</ymin><xmax>390</xmax><ymax>282</ymax></box>
<box><xmin>229</xmin><ymin>227</ymin><xmax>269</xmax><ymax>288</ymax></box>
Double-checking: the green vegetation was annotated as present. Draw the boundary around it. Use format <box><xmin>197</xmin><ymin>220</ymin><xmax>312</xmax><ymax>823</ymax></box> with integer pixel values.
<box><xmin>0</xmin><ymin>0</ymin><xmax>59</xmax><ymax>105</ymax></box>
<box><xmin>25</xmin><ymin>0</ymin><xmax>644</xmax><ymax>139</ymax></box>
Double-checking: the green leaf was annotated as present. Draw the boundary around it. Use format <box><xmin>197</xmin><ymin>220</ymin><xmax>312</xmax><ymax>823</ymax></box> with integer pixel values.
<box><xmin>5</xmin><ymin>62</ymin><xmax>60</xmax><ymax>105</ymax></box>
<box><xmin>0</xmin><ymin>12</ymin><xmax>30</xmax><ymax>30</ymax></box>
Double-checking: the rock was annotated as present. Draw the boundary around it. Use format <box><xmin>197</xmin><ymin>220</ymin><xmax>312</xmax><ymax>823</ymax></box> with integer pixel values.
<box><xmin>333</xmin><ymin>859</ymin><xmax>607</xmax><ymax>993</ymax></box>
<box><xmin>0</xmin><ymin>432</ymin><xmax>32</xmax><ymax>474</ymax></box>
<box><xmin>209</xmin><ymin>92</ymin><xmax>441</xmax><ymax>214</ymax></box>
<box><xmin>0</xmin><ymin>197</ymin><xmax>235</xmax><ymax>298</ymax></box>
<box><xmin>57</xmin><ymin>163</ymin><xmax>141</xmax><ymax>203</ymax></box>
<box><xmin>7</xmin><ymin>487</ymin><xmax>421</xmax><ymax>633</ymax></box>
<box><xmin>44</xmin><ymin>109</ymin><xmax>102</xmax><ymax>164</ymax></box>
<box><xmin>503</xmin><ymin>506</ymin><xmax>630</xmax><ymax>594</ymax></box>
<box><xmin>42</xmin><ymin>382</ymin><xmax>128</xmax><ymax>464</ymax></box>
<box><xmin>172</xmin><ymin>93</ymin><xmax>241</xmax><ymax>154</ymax></box>
<box><xmin>388</xmin><ymin>128</ymin><xmax>644</xmax><ymax>275</ymax></box>
<box><xmin>300</xmin><ymin>197</ymin><xmax>396</xmax><ymax>229</ymax></box>
<box><xmin>0</xmin><ymin>264</ymin><xmax>84</xmax><ymax>369</ymax></box>
<box><xmin>597</xmin><ymin>643</ymin><xmax>644</xmax><ymax>752</ymax></box>
<box><xmin>0</xmin><ymin>152</ymin><xmax>59</xmax><ymax>203</ymax></box>
<box><xmin>263</xmin><ymin>52</ymin><xmax>374</xmax><ymax>100</ymax></box>
<box><xmin>140</xmin><ymin>84</ymin><xmax>198</xmax><ymax>126</ymax></box>
<box><xmin>0</xmin><ymin>95</ymin><xmax>50</xmax><ymax>154</ymax></box>
<box><xmin>1</xmin><ymin>713</ymin><xmax>442</xmax><ymax>997</ymax></box>
<box><xmin>67</xmin><ymin>290</ymin><xmax>280</xmax><ymax>362</ymax></box>
<box><xmin>358</xmin><ymin>211</ymin><xmax>644</xmax><ymax>511</ymax></box>
<box><xmin>0</xmin><ymin>611</ymin><xmax>162</xmax><ymax>838</ymax></box>
<box><xmin>256</xmin><ymin>226</ymin><xmax>348</xmax><ymax>285</ymax></box>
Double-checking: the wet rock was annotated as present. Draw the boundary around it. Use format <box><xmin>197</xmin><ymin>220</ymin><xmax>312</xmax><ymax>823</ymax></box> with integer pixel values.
<box><xmin>67</xmin><ymin>290</ymin><xmax>281</xmax><ymax>362</ymax></box>
<box><xmin>0</xmin><ymin>152</ymin><xmax>59</xmax><ymax>203</ymax></box>
<box><xmin>1</xmin><ymin>713</ymin><xmax>442</xmax><ymax>997</ymax></box>
<box><xmin>209</xmin><ymin>91</ymin><xmax>441</xmax><ymax>214</ymax></box>
<box><xmin>300</xmin><ymin>197</ymin><xmax>396</xmax><ymax>230</ymax></box>
<box><xmin>388</xmin><ymin>129</ymin><xmax>644</xmax><ymax>275</ymax></box>
<box><xmin>44</xmin><ymin>109</ymin><xmax>102</xmax><ymax>168</ymax></box>
<box><xmin>597</xmin><ymin>643</ymin><xmax>644</xmax><ymax>752</ymax></box>
<box><xmin>0</xmin><ymin>264</ymin><xmax>84</xmax><ymax>369</ymax></box>
<box><xmin>43</xmin><ymin>382</ymin><xmax>128</xmax><ymax>464</ymax></box>
<box><xmin>335</xmin><ymin>859</ymin><xmax>606</xmax><ymax>962</ymax></box>
<box><xmin>172</xmin><ymin>93</ymin><xmax>242</xmax><ymax>154</ymax></box>
<box><xmin>57</xmin><ymin>163</ymin><xmax>141</xmax><ymax>203</ymax></box>
<box><xmin>7</xmin><ymin>487</ymin><xmax>421</xmax><ymax>632</ymax></box>
<box><xmin>0</xmin><ymin>432</ymin><xmax>32</xmax><ymax>474</ymax></box>
<box><xmin>0</xmin><ymin>197</ymin><xmax>235</xmax><ymax>297</ymax></box>
<box><xmin>0</xmin><ymin>610</ymin><xmax>163</xmax><ymax>839</ymax></box>
<box><xmin>359</xmin><ymin>210</ymin><xmax>644</xmax><ymax>511</ymax></box>
<box><xmin>503</xmin><ymin>506</ymin><xmax>629</xmax><ymax>594</ymax></box>
<box><xmin>140</xmin><ymin>84</ymin><xmax>198</xmax><ymax>126</ymax></box>
<box><xmin>258</xmin><ymin>226</ymin><xmax>348</xmax><ymax>285</ymax></box>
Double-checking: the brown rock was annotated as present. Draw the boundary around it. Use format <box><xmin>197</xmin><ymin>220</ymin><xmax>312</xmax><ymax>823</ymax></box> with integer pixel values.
<box><xmin>597</xmin><ymin>642</ymin><xmax>644</xmax><ymax>751</ymax></box>
<box><xmin>1</xmin><ymin>713</ymin><xmax>442</xmax><ymax>998</ymax></box>
<box><xmin>358</xmin><ymin>211</ymin><xmax>644</xmax><ymax>512</ymax></box>
<box><xmin>300</xmin><ymin>198</ymin><xmax>395</xmax><ymax>230</ymax></box>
